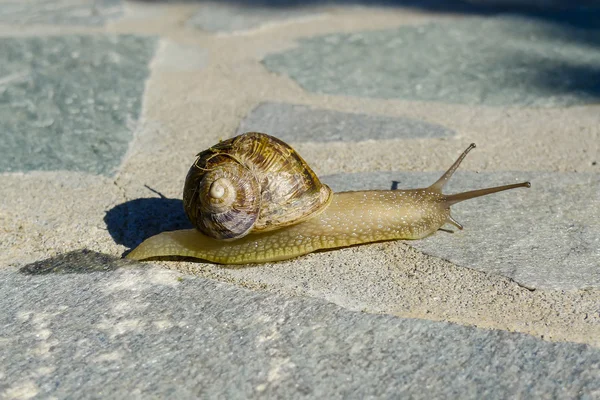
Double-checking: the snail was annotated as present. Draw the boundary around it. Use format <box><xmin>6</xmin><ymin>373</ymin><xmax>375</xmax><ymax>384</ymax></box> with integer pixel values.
<box><xmin>126</xmin><ymin>132</ymin><xmax>530</xmax><ymax>264</ymax></box>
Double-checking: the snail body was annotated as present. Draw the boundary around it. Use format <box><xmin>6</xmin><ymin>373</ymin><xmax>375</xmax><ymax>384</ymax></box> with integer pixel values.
<box><xmin>127</xmin><ymin>133</ymin><xmax>530</xmax><ymax>264</ymax></box>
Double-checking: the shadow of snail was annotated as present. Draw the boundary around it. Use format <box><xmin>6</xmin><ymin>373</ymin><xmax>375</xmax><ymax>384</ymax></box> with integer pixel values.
<box><xmin>127</xmin><ymin>132</ymin><xmax>530</xmax><ymax>264</ymax></box>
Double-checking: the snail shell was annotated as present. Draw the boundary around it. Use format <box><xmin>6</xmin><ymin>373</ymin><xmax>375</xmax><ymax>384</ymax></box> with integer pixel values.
<box><xmin>183</xmin><ymin>132</ymin><xmax>333</xmax><ymax>240</ymax></box>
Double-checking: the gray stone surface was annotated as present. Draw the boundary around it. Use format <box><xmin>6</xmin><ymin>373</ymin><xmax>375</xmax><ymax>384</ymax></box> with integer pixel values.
<box><xmin>263</xmin><ymin>16</ymin><xmax>600</xmax><ymax>106</ymax></box>
<box><xmin>322</xmin><ymin>171</ymin><xmax>600</xmax><ymax>290</ymax></box>
<box><xmin>237</xmin><ymin>102</ymin><xmax>455</xmax><ymax>142</ymax></box>
<box><xmin>187</xmin><ymin>2</ymin><xmax>324</xmax><ymax>33</ymax></box>
<box><xmin>1</xmin><ymin>3</ymin><xmax>599</xmax><ymax>398</ymax></box>
<box><xmin>0</xmin><ymin>0</ymin><xmax>123</xmax><ymax>26</ymax></box>
<box><xmin>2</xmin><ymin>257</ymin><xmax>599</xmax><ymax>398</ymax></box>
<box><xmin>0</xmin><ymin>35</ymin><xmax>156</xmax><ymax>175</ymax></box>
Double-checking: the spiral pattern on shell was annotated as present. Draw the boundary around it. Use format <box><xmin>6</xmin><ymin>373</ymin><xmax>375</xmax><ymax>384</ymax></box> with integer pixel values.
<box><xmin>183</xmin><ymin>132</ymin><xmax>333</xmax><ymax>240</ymax></box>
<box><xmin>192</xmin><ymin>155</ymin><xmax>260</xmax><ymax>239</ymax></box>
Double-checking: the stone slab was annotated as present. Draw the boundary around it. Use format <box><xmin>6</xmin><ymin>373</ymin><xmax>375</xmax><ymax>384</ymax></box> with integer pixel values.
<box><xmin>262</xmin><ymin>16</ymin><xmax>600</xmax><ymax>106</ymax></box>
<box><xmin>0</xmin><ymin>35</ymin><xmax>156</xmax><ymax>175</ymax></box>
<box><xmin>0</xmin><ymin>0</ymin><xmax>123</xmax><ymax>26</ymax></box>
<box><xmin>322</xmin><ymin>171</ymin><xmax>600</xmax><ymax>290</ymax></box>
<box><xmin>187</xmin><ymin>2</ymin><xmax>324</xmax><ymax>33</ymax></box>
<box><xmin>237</xmin><ymin>102</ymin><xmax>455</xmax><ymax>142</ymax></box>
<box><xmin>2</xmin><ymin>258</ymin><xmax>599</xmax><ymax>398</ymax></box>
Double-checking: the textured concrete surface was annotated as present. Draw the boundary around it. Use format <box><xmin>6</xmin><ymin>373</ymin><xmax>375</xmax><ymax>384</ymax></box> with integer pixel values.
<box><xmin>2</xmin><ymin>259</ymin><xmax>600</xmax><ymax>398</ymax></box>
<box><xmin>1</xmin><ymin>1</ymin><xmax>599</xmax><ymax>398</ymax></box>
<box><xmin>237</xmin><ymin>102</ymin><xmax>455</xmax><ymax>141</ymax></box>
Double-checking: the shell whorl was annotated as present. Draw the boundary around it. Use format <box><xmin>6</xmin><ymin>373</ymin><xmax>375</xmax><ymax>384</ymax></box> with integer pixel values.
<box><xmin>188</xmin><ymin>155</ymin><xmax>260</xmax><ymax>240</ymax></box>
<box><xmin>183</xmin><ymin>132</ymin><xmax>333</xmax><ymax>240</ymax></box>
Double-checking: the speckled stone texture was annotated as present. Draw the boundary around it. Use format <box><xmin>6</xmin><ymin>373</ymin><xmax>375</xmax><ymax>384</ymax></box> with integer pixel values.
<box><xmin>1</xmin><ymin>1</ymin><xmax>599</xmax><ymax>398</ymax></box>
<box><xmin>2</xmin><ymin>261</ymin><xmax>599</xmax><ymax>398</ymax></box>
<box><xmin>263</xmin><ymin>16</ymin><xmax>600</xmax><ymax>106</ymax></box>
<box><xmin>0</xmin><ymin>0</ymin><xmax>123</xmax><ymax>25</ymax></box>
<box><xmin>237</xmin><ymin>102</ymin><xmax>455</xmax><ymax>141</ymax></box>
<box><xmin>0</xmin><ymin>35</ymin><xmax>156</xmax><ymax>175</ymax></box>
